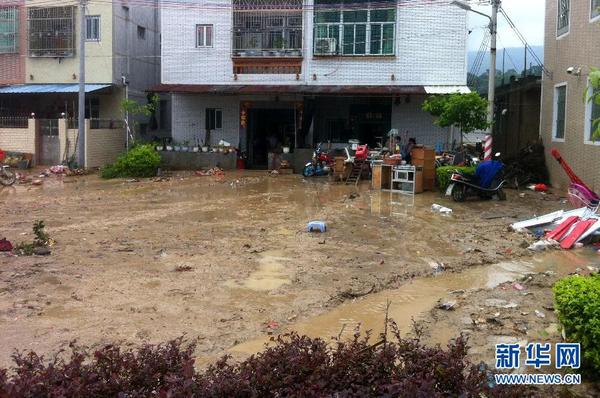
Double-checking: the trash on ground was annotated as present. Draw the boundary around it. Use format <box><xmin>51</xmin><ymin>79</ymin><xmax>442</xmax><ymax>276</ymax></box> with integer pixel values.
<box><xmin>0</xmin><ymin>238</ymin><xmax>13</xmax><ymax>252</ymax></box>
<box><xmin>512</xmin><ymin>282</ymin><xmax>525</xmax><ymax>291</ymax></box>
<box><xmin>195</xmin><ymin>167</ymin><xmax>224</xmax><ymax>177</ymax></box>
<box><xmin>534</xmin><ymin>310</ymin><xmax>546</xmax><ymax>319</ymax></box>
<box><xmin>437</xmin><ymin>300</ymin><xmax>457</xmax><ymax>311</ymax></box>
<box><xmin>431</xmin><ymin>204</ymin><xmax>453</xmax><ymax>214</ymax></box>
<box><xmin>307</xmin><ymin>221</ymin><xmax>327</xmax><ymax>233</ymax></box>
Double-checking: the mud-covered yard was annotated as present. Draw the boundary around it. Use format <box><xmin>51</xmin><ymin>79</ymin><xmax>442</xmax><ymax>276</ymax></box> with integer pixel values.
<box><xmin>0</xmin><ymin>171</ymin><xmax>573</xmax><ymax>369</ymax></box>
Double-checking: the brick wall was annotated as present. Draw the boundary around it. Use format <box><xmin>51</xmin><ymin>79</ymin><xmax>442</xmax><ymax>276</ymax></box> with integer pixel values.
<box><xmin>541</xmin><ymin>0</ymin><xmax>600</xmax><ymax>191</ymax></box>
<box><xmin>0</xmin><ymin>119</ymin><xmax>36</xmax><ymax>153</ymax></box>
<box><xmin>85</xmin><ymin>127</ymin><xmax>126</xmax><ymax>168</ymax></box>
<box><xmin>161</xmin><ymin>0</ymin><xmax>467</xmax><ymax>87</ymax></box>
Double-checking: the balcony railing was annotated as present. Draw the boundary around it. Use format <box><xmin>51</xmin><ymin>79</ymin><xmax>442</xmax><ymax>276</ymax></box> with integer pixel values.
<box><xmin>0</xmin><ymin>116</ymin><xmax>28</xmax><ymax>128</ymax></box>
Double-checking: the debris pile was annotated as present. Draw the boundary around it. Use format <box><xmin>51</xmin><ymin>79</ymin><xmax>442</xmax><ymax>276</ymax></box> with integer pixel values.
<box><xmin>195</xmin><ymin>167</ymin><xmax>224</xmax><ymax>177</ymax></box>
<box><xmin>503</xmin><ymin>142</ymin><xmax>550</xmax><ymax>188</ymax></box>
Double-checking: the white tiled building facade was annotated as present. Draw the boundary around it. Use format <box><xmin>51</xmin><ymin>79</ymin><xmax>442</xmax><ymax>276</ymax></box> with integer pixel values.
<box><xmin>159</xmin><ymin>0</ymin><xmax>468</xmax><ymax>167</ymax></box>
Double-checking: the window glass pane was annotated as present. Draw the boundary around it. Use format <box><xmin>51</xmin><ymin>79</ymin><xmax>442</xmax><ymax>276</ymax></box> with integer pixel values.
<box><xmin>205</xmin><ymin>25</ymin><xmax>213</xmax><ymax>46</ymax></box>
<box><xmin>593</xmin><ymin>0</ymin><xmax>600</xmax><ymax>18</ymax></box>
<box><xmin>315</xmin><ymin>11</ymin><xmax>340</xmax><ymax>23</ymax></box>
<box><xmin>342</xmin><ymin>25</ymin><xmax>354</xmax><ymax>54</ymax></box>
<box><xmin>354</xmin><ymin>24</ymin><xmax>365</xmax><ymax>54</ymax></box>
<box><xmin>370</xmin><ymin>9</ymin><xmax>395</xmax><ymax>22</ymax></box>
<box><xmin>557</xmin><ymin>0</ymin><xmax>569</xmax><ymax>35</ymax></box>
<box><xmin>555</xmin><ymin>86</ymin><xmax>566</xmax><ymax>139</ymax></box>
<box><xmin>197</xmin><ymin>26</ymin><xmax>204</xmax><ymax>46</ymax></box>
<box><xmin>216</xmin><ymin>110</ymin><xmax>222</xmax><ymax>129</ymax></box>
<box><xmin>382</xmin><ymin>23</ymin><xmax>394</xmax><ymax>54</ymax></box>
<box><xmin>343</xmin><ymin>10</ymin><xmax>367</xmax><ymax>23</ymax></box>
<box><xmin>370</xmin><ymin>24</ymin><xmax>381</xmax><ymax>54</ymax></box>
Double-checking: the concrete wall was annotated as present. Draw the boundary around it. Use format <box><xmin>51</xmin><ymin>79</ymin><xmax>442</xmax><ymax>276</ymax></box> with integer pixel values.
<box><xmin>0</xmin><ymin>119</ymin><xmax>36</xmax><ymax>153</ymax></box>
<box><xmin>58</xmin><ymin>119</ymin><xmax>79</xmax><ymax>163</ymax></box>
<box><xmin>161</xmin><ymin>0</ymin><xmax>467</xmax><ymax>86</ymax></box>
<box><xmin>391</xmin><ymin>95</ymin><xmax>451</xmax><ymax>148</ymax></box>
<box><xmin>85</xmin><ymin>124</ymin><xmax>126</xmax><ymax>168</ymax></box>
<box><xmin>25</xmin><ymin>0</ymin><xmax>114</xmax><ymax>84</ymax></box>
<box><xmin>541</xmin><ymin>0</ymin><xmax>600</xmax><ymax>191</ymax></box>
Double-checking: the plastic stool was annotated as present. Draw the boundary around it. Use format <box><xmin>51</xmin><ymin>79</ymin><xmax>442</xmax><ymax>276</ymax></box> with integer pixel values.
<box><xmin>307</xmin><ymin>221</ymin><xmax>327</xmax><ymax>233</ymax></box>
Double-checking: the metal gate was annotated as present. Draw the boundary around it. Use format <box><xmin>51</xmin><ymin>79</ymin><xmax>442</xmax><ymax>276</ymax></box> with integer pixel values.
<box><xmin>38</xmin><ymin>119</ymin><xmax>60</xmax><ymax>165</ymax></box>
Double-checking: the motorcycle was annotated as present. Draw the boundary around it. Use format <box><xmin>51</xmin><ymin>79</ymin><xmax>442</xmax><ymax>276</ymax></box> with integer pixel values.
<box><xmin>302</xmin><ymin>143</ymin><xmax>335</xmax><ymax>177</ymax></box>
<box><xmin>446</xmin><ymin>155</ymin><xmax>507</xmax><ymax>202</ymax></box>
<box><xmin>0</xmin><ymin>164</ymin><xmax>16</xmax><ymax>187</ymax></box>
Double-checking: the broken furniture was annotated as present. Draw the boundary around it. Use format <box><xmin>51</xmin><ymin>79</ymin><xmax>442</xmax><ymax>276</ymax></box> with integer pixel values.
<box><xmin>391</xmin><ymin>165</ymin><xmax>416</xmax><ymax>195</ymax></box>
<box><xmin>411</xmin><ymin>147</ymin><xmax>435</xmax><ymax>191</ymax></box>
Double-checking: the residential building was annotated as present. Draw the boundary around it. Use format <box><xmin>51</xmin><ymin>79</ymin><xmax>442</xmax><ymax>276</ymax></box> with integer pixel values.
<box><xmin>156</xmin><ymin>0</ymin><xmax>468</xmax><ymax>169</ymax></box>
<box><xmin>0</xmin><ymin>0</ymin><xmax>161</xmax><ymax>166</ymax></box>
<box><xmin>541</xmin><ymin>0</ymin><xmax>600</xmax><ymax>190</ymax></box>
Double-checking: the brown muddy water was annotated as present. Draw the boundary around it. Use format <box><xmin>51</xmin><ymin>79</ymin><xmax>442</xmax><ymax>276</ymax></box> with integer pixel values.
<box><xmin>0</xmin><ymin>171</ymin><xmax>590</xmax><ymax>369</ymax></box>
<box><xmin>226</xmin><ymin>249</ymin><xmax>598</xmax><ymax>363</ymax></box>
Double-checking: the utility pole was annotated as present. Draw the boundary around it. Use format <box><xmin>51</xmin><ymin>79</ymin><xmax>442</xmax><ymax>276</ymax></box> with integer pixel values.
<box><xmin>487</xmin><ymin>0</ymin><xmax>499</xmax><ymax>137</ymax></box>
<box><xmin>78</xmin><ymin>0</ymin><xmax>87</xmax><ymax>168</ymax></box>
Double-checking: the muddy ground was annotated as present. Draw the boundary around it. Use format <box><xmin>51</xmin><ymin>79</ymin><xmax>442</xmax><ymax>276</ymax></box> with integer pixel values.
<box><xmin>0</xmin><ymin>170</ymin><xmax>577</xmax><ymax>371</ymax></box>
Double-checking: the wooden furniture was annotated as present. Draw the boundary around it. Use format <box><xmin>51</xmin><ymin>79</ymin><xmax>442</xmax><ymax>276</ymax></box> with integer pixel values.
<box><xmin>391</xmin><ymin>165</ymin><xmax>416</xmax><ymax>195</ymax></box>
<box><xmin>372</xmin><ymin>163</ymin><xmax>392</xmax><ymax>190</ymax></box>
<box><xmin>411</xmin><ymin>146</ymin><xmax>435</xmax><ymax>191</ymax></box>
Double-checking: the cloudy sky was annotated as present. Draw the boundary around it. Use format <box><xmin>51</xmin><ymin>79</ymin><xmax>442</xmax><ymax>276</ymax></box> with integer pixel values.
<box><xmin>467</xmin><ymin>0</ymin><xmax>546</xmax><ymax>50</ymax></box>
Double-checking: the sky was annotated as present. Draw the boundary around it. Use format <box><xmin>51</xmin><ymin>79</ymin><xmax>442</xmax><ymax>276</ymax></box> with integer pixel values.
<box><xmin>467</xmin><ymin>0</ymin><xmax>546</xmax><ymax>51</ymax></box>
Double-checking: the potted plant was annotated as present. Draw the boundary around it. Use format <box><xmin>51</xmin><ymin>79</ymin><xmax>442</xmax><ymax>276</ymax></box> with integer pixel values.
<box><xmin>282</xmin><ymin>136</ymin><xmax>291</xmax><ymax>154</ymax></box>
<box><xmin>166</xmin><ymin>144</ymin><xmax>173</xmax><ymax>151</ymax></box>
<box><xmin>181</xmin><ymin>140</ymin><xmax>190</xmax><ymax>152</ymax></box>
<box><xmin>173</xmin><ymin>142</ymin><xmax>181</xmax><ymax>152</ymax></box>
<box><xmin>156</xmin><ymin>143</ymin><xmax>164</xmax><ymax>151</ymax></box>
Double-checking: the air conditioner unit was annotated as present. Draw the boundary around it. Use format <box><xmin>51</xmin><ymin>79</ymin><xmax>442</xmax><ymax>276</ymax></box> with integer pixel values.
<box><xmin>315</xmin><ymin>38</ymin><xmax>337</xmax><ymax>55</ymax></box>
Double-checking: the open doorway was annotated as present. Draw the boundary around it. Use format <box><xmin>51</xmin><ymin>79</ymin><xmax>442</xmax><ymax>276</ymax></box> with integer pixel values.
<box><xmin>247</xmin><ymin>108</ymin><xmax>295</xmax><ymax>169</ymax></box>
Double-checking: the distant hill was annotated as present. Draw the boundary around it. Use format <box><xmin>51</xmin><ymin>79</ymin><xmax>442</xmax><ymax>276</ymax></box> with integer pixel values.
<box><xmin>468</xmin><ymin>45</ymin><xmax>544</xmax><ymax>74</ymax></box>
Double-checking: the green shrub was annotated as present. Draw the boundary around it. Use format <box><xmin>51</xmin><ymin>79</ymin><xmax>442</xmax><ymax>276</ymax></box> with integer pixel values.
<box><xmin>100</xmin><ymin>144</ymin><xmax>161</xmax><ymax>179</ymax></box>
<box><xmin>436</xmin><ymin>165</ymin><xmax>476</xmax><ymax>191</ymax></box>
<box><xmin>554</xmin><ymin>274</ymin><xmax>600</xmax><ymax>377</ymax></box>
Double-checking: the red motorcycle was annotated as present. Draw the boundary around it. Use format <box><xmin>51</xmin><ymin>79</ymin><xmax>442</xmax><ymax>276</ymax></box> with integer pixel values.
<box><xmin>302</xmin><ymin>143</ymin><xmax>335</xmax><ymax>177</ymax></box>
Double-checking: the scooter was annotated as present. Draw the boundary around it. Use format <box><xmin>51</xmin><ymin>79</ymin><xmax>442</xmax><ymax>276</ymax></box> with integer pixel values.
<box><xmin>302</xmin><ymin>143</ymin><xmax>335</xmax><ymax>177</ymax></box>
<box><xmin>446</xmin><ymin>155</ymin><xmax>507</xmax><ymax>202</ymax></box>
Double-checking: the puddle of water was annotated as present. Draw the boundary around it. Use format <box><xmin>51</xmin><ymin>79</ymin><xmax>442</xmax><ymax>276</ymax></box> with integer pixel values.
<box><xmin>229</xmin><ymin>250</ymin><xmax>598</xmax><ymax>356</ymax></box>
<box><xmin>225</xmin><ymin>251</ymin><xmax>292</xmax><ymax>292</ymax></box>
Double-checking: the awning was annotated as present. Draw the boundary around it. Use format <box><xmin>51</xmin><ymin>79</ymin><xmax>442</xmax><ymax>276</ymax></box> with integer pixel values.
<box><xmin>150</xmin><ymin>84</ymin><xmax>427</xmax><ymax>95</ymax></box>
<box><xmin>0</xmin><ymin>84</ymin><xmax>113</xmax><ymax>94</ymax></box>
<box><xmin>424</xmin><ymin>85</ymin><xmax>471</xmax><ymax>94</ymax></box>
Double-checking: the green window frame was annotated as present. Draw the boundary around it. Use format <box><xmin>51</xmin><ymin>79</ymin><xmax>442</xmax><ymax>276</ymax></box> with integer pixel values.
<box><xmin>314</xmin><ymin>6</ymin><xmax>395</xmax><ymax>56</ymax></box>
<box><xmin>0</xmin><ymin>6</ymin><xmax>18</xmax><ymax>54</ymax></box>
<box><xmin>592</xmin><ymin>0</ymin><xmax>600</xmax><ymax>19</ymax></box>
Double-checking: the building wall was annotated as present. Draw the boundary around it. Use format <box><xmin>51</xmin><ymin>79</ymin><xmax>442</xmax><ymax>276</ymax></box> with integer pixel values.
<box><xmin>85</xmin><ymin>126</ymin><xmax>126</xmax><ymax>168</ymax></box>
<box><xmin>541</xmin><ymin>0</ymin><xmax>600</xmax><ymax>191</ymax></box>
<box><xmin>25</xmin><ymin>0</ymin><xmax>114</xmax><ymax>84</ymax></box>
<box><xmin>171</xmin><ymin>94</ymin><xmax>241</xmax><ymax>147</ymax></box>
<box><xmin>161</xmin><ymin>0</ymin><xmax>467</xmax><ymax>86</ymax></box>
<box><xmin>391</xmin><ymin>95</ymin><xmax>451</xmax><ymax>148</ymax></box>
<box><xmin>0</xmin><ymin>120</ymin><xmax>36</xmax><ymax>153</ymax></box>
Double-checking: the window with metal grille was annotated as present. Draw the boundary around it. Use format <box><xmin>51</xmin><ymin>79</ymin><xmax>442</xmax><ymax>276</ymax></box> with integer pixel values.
<box><xmin>314</xmin><ymin>2</ymin><xmax>395</xmax><ymax>56</ymax></box>
<box><xmin>85</xmin><ymin>15</ymin><xmax>100</xmax><ymax>41</ymax></box>
<box><xmin>553</xmin><ymin>84</ymin><xmax>567</xmax><ymax>140</ymax></box>
<box><xmin>28</xmin><ymin>6</ymin><xmax>75</xmax><ymax>57</ymax></box>
<box><xmin>206</xmin><ymin>108</ymin><xmax>222</xmax><ymax>130</ymax></box>
<box><xmin>232</xmin><ymin>0</ymin><xmax>303</xmax><ymax>57</ymax></box>
<box><xmin>196</xmin><ymin>24</ymin><xmax>213</xmax><ymax>47</ymax></box>
<box><xmin>137</xmin><ymin>25</ymin><xmax>146</xmax><ymax>40</ymax></box>
<box><xmin>557</xmin><ymin>0</ymin><xmax>570</xmax><ymax>36</ymax></box>
<box><xmin>592</xmin><ymin>0</ymin><xmax>600</xmax><ymax>19</ymax></box>
<box><xmin>0</xmin><ymin>6</ymin><xmax>18</xmax><ymax>54</ymax></box>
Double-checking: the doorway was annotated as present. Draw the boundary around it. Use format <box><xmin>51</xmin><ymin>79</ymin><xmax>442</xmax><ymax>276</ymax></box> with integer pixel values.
<box><xmin>247</xmin><ymin>108</ymin><xmax>295</xmax><ymax>169</ymax></box>
<box><xmin>38</xmin><ymin>119</ymin><xmax>60</xmax><ymax>165</ymax></box>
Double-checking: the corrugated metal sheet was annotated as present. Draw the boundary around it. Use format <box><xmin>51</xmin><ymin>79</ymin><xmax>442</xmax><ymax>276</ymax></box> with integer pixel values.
<box><xmin>424</xmin><ymin>86</ymin><xmax>470</xmax><ymax>94</ymax></box>
<box><xmin>150</xmin><ymin>84</ymin><xmax>427</xmax><ymax>95</ymax></box>
<box><xmin>0</xmin><ymin>84</ymin><xmax>112</xmax><ymax>94</ymax></box>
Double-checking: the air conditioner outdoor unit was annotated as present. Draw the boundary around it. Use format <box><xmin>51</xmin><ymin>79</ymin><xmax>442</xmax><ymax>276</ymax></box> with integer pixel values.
<box><xmin>315</xmin><ymin>38</ymin><xmax>337</xmax><ymax>55</ymax></box>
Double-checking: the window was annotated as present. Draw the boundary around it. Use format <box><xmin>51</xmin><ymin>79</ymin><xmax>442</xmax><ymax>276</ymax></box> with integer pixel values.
<box><xmin>85</xmin><ymin>15</ymin><xmax>100</xmax><ymax>41</ymax></box>
<box><xmin>592</xmin><ymin>0</ymin><xmax>600</xmax><ymax>19</ymax></box>
<box><xmin>0</xmin><ymin>6</ymin><xmax>18</xmax><ymax>54</ymax></box>
<box><xmin>28</xmin><ymin>6</ymin><xmax>76</xmax><ymax>57</ymax></box>
<box><xmin>553</xmin><ymin>84</ymin><xmax>567</xmax><ymax>140</ymax></box>
<box><xmin>196</xmin><ymin>24</ymin><xmax>213</xmax><ymax>47</ymax></box>
<box><xmin>137</xmin><ymin>25</ymin><xmax>146</xmax><ymax>40</ymax></box>
<box><xmin>206</xmin><ymin>108</ymin><xmax>222</xmax><ymax>130</ymax></box>
<box><xmin>557</xmin><ymin>0</ymin><xmax>570</xmax><ymax>36</ymax></box>
<box><xmin>585</xmin><ymin>81</ymin><xmax>600</xmax><ymax>142</ymax></box>
<box><xmin>314</xmin><ymin>3</ymin><xmax>395</xmax><ymax>56</ymax></box>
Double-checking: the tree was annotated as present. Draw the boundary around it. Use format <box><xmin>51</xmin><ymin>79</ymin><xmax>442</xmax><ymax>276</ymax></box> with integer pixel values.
<box><xmin>422</xmin><ymin>93</ymin><xmax>490</xmax><ymax>144</ymax></box>
<box><xmin>121</xmin><ymin>94</ymin><xmax>160</xmax><ymax>145</ymax></box>
<box><xmin>587</xmin><ymin>67</ymin><xmax>600</xmax><ymax>141</ymax></box>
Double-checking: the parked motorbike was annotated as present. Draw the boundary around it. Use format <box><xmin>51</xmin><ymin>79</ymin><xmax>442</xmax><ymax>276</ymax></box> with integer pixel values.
<box><xmin>302</xmin><ymin>143</ymin><xmax>335</xmax><ymax>177</ymax></box>
<box><xmin>446</xmin><ymin>155</ymin><xmax>507</xmax><ymax>202</ymax></box>
<box><xmin>0</xmin><ymin>165</ymin><xmax>16</xmax><ymax>187</ymax></box>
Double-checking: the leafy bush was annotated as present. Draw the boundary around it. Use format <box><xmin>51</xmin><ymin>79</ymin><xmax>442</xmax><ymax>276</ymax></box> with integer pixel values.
<box><xmin>100</xmin><ymin>144</ymin><xmax>161</xmax><ymax>179</ymax></box>
<box><xmin>436</xmin><ymin>165</ymin><xmax>476</xmax><ymax>191</ymax></box>
<box><xmin>0</xmin><ymin>331</ymin><xmax>531</xmax><ymax>397</ymax></box>
<box><xmin>554</xmin><ymin>274</ymin><xmax>600</xmax><ymax>377</ymax></box>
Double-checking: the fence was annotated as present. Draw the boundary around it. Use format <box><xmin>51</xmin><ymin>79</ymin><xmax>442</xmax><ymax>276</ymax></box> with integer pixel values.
<box><xmin>0</xmin><ymin>116</ymin><xmax>29</xmax><ymax>128</ymax></box>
